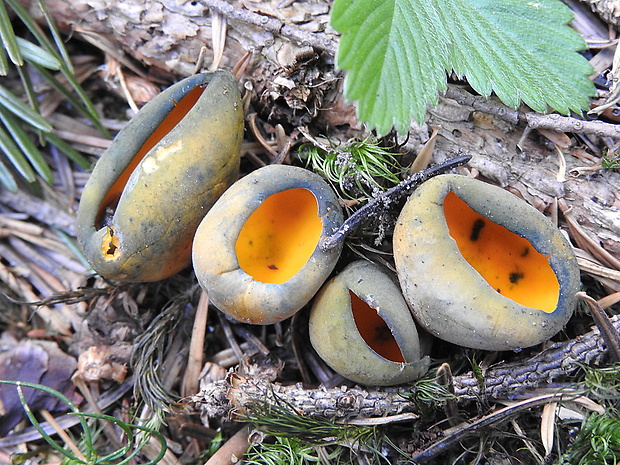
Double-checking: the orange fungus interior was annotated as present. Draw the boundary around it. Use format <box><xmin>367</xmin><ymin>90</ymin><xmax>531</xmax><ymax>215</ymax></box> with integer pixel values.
<box><xmin>350</xmin><ymin>291</ymin><xmax>406</xmax><ymax>363</ymax></box>
<box><xmin>443</xmin><ymin>191</ymin><xmax>560</xmax><ymax>313</ymax></box>
<box><xmin>235</xmin><ymin>188</ymin><xmax>322</xmax><ymax>284</ymax></box>
<box><xmin>95</xmin><ymin>84</ymin><xmax>206</xmax><ymax>229</ymax></box>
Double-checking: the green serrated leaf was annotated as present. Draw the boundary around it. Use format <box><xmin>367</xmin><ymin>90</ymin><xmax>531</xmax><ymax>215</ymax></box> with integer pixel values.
<box><xmin>332</xmin><ymin>0</ymin><xmax>596</xmax><ymax>135</ymax></box>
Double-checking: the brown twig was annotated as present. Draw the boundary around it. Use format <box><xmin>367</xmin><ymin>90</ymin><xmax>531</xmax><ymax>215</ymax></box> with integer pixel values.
<box><xmin>0</xmin><ymin>188</ymin><xmax>77</xmax><ymax>235</ymax></box>
<box><xmin>411</xmin><ymin>393</ymin><xmax>573</xmax><ymax>463</ymax></box>
<box><xmin>203</xmin><ymin>425</ymin><xmax>252</xmax><ymax>465</ymax></box>
<box><xmin>578</xmin><ymin>292</ymin><xmax>620</xmax><ymax>362</ymax></box>
<box><xmin>182</xmin><ymin>291</ymin><xmax>210</xmax><ymax>397</ymax></box>
<box><xmin>201</xmin><ymin>0</ymin><xmax>338</xmax><ymax>55</ymax></box>
<box><xmin>194</xmin><ymin>315</ymin><xmax>619</xmax><ymax>420</ymax></box>
<box><xmin>444</xmin><ymin>85</ymin><xmax>620</xmax><ymax>139</ymax></box>
<box><xmin>320</xmin><ymin>154</ymin><xmax>472</xmax><ymax>250</ymax></box>
<box><xmin>39</xmin><ymin>409</ymin><xmax>88</xmax><ymax>462</ymax></box>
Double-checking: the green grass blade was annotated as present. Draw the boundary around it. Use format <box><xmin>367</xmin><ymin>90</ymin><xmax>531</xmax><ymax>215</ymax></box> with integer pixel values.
<box><xmin>0</xmin><ymin>108</ymin><xmax>53</xmax><ymax>183</ymax></box>
<box><xmin>17</xmin><ymin>36</ymin><xmax>61</xmax><ymax>69</ymax></box>
<box><xmin>16</xmin><ymin>64</ymin><xmax>43</xmax><ymax>129</ymax></box>
<box><xmin>31</xmin><ymin>63</ymin><xmax>108</xmax><ymax>138</ymax></box>
<box><xmin>0</xmin><ymin>156</ymin><xmax>18</xmax><ymax>191</ymax></box>
<box><xmin>0</xmin><ymin>84</ymin><xmax>52</xmax><ymax>131</ymax></box>
<box><xmin>0</xmin><ymin>379</ymin><xmax>95</xmax><ymax>455</ymax></box>
<box><xmin>0</xmin><ymin>0</ymin><xmax>23</xmax><ymax>66</ymax></box>
<box><xmin>4</xmin><ymin>0</ymin><xmax>60</xmax><ymax>61</ymax></box>
<box><xmin>35</xmin><ymin>0</ymin><xmax>73</xmax><ymax>73</ymax></box>
<box><xmin>0</xmin><ymin>45</ymin><xmax>7</xmax><ymax>75</ymax></box>
<box><xmin>0</xmin><ymin>124</ymin><xmax>36</xmax><ymax>182</ymax></box>
<box><xmin>4</xmin><ymin>0</ymin><xmax>107</xmax><ymax>137</ymax></box>
<box><xmin>0</xmin><ymin>381</ymin><xmax>83</xmax><ymax>463</ymax></box>
<box><xmin>30</xmin><ymin>63</ymin><xmax>93</xmax><ymax>116</ymax></box>
<box><xmin>55</xmin><ymin>66</ymin><xmax>108</xmax><ymax>136</ymax></box>
<box><xmin>53</xmin><ymin>228</ymin><xmax>91</xmax><ymax>269</ymax></box>
<box><xmin>120</xmin><ymin>425</ymin><xmax>167</xmax><ymax>465</ymax></box>
<box><xmin>77</xmin><ymin>412</ymin><xmax>167</xmax><ymax>465</ymax></box>
<box><xmin>44</xmin><ymin>132</ymin><xmax>91</xmax><ymax>170</ymax></box>
<box><xmin>73</xmin><ymin>412</ymin><xmax>134</xmax><ymax>461</ymax></box>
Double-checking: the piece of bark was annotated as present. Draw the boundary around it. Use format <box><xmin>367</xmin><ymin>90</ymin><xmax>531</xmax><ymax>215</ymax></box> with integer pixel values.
<box><xmin>578</xmin><ymin>0</ymin><xmax>620</xmax><ymax>28</ymax></box>
<box><xmin>427</xmin><ymin>93</ymin><xmax>620</xmax><ymax>262</ymax></box>
<box><xmin>193</xmin><ymin>315</ymin><xmax>618</xmax><ymax>421</ymax></box>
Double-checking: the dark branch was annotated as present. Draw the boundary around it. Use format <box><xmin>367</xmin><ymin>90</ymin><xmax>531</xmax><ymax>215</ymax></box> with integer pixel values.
<box><xmin>320</xmin><ymin>154</ymin><xmax>472</xmax><ymax>251</ymax></box>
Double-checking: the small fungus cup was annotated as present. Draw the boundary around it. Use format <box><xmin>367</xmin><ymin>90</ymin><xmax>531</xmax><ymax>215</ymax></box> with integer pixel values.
<box><xmin>309</xmin><ymin>260</ymin><xmax>430</xmax><ymax>386</ymax></box>
<box><xmin>192</xmin><ymin>164</ymin><xmax>344</xmax><ymax>324</ymax></box>
<box><xmin>76</xmin><ymin>71</ymin><xmax>244</xmax><ymax>282</ymax></box>
<box><xmin>393</xmin><ymin>174</ymin><xmax>580</xmax><ymax>351</ymax></box>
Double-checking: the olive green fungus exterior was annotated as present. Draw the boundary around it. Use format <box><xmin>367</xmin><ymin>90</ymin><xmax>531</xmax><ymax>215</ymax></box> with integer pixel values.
<box><xmin>393</xmin><ymin>174</ymin><xmax>580</xmax><ymax>351</ymax></box>
<box><xmin>192</xmin><ymin>164</ymin><xmax>344</xmax><ymax>325</ymax></box>
<box><xmin>77</xmin><ymin>71</ymin><xmax>244</xmax><ymax>282</ymax></box>
<box><xmin>309</xmin><ymin>260</ymin><xmax>430</xmax><ymax>386</ymax></box>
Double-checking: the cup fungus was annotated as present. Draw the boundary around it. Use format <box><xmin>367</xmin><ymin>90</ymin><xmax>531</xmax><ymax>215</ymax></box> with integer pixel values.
<box><xmin>76</xmin><ymin>71</ymin><xmax>244</xmax><ymax>282</ymax></box>
<box><xmin>309</xmin><ymin>261</ymin><xmax>430</xmax><ymax>386</ymax></box>
<box><xmin>192</xmin><ymin>164</ymin><xmax>344</xmax><ymax>324</ymax></box>
<box><xmin>393</xmin><ymin>174</ymin><xmax>580</xmax><ymax>351</ymax></box>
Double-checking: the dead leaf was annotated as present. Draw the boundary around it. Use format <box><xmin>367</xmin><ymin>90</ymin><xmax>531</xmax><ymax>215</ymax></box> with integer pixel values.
<box><xmin>0</xmin><ymin>338</ymin><xmax>79</xmax><ymax>437</ymax></box>
<box><xmin>540</xmin><ymin>402</ymin><xmax>557</xmax><ymax>457</ymax></box>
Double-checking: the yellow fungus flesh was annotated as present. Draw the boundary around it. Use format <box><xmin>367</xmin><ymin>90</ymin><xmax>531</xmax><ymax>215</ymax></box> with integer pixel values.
<box><xmin>235</xmin><ymin>188</ymin><xmax>322</xmax><ymax>284</ymax></box>
<box><xmin>444</xmin><ymin>191</ymin><xmax>560</xmax><ymax>313</ymax></box>
<box><xmin>101</xmin><ymin>226</ymin><xmax>120</xmax><ymax>260</ymax></box>
<box><xmin>350</xmin><ymin>291</ymin><xmax>406</xmax><ymax>363</ymax></box>
<box><xmin>95</xmin><ymin>84</ymin><xmax>206</xmax><ymax>229</ymax></box>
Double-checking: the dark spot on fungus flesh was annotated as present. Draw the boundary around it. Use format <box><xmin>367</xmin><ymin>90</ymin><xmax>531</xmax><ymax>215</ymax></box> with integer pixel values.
<box><xmin>267</xmin><ymin>264</ymin><xmax>279</xmax><ymax>270</ymax></box>
<box><xmin>509</xmin><ymin>272</ymin><xmax>524</xmax><ymax>284</ymax></box>
<box><xmin>521</xmin><ymin>247</ymin><xmax>530</xmax><ymax>257</ymax></box>
<box><xmin>374</xmin><ymin>325</ymin><xmax>393</xmax><ymax>343</ymax></box>
<box><xmin>470</xmin><ymin>219</ymin><xmax>486</xmax><ymax>242</ymax></box>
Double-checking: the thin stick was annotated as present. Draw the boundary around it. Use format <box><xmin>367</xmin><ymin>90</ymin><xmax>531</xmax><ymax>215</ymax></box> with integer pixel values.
<box><xmin>411</xmin><ymin>393</ymin><xmax>570</xmax><ymax>463</ymax></box>
<box><xmin>320</xmin><ymin>154</ymin><xmax>471</xmax><ymax>250</ymax></box>
<box><xmin>444</xmin><ymin>85</ymin><xmax>620</xmax><ymax>139</ymax></box>
<box><xmin>202</xmin><ymin>0</ymin><xmax>337</xmax><ymax>55</ymax></box>
<box><xmin>182</xmin><ymin>291</ymin><xmax>210</xmax><ymax>397</ymax></box>
<box><xmin>203</xmin><ymin>425</ymin><xmax>252</xmax><ymax>465</ymax></box>
<box><xmin>578</xmin><ymin>291</ymin><xmax>620</xmax><ymax>362</ymax></box>
<box><xmin>40</xmin><ymin>410</ymin><xmax>88</xmax><ymax>463</ymax></box>
<box><xmin>73</xmin><ymin>377</ymin><xmax>124</xmax><ymax>450</ymax></box>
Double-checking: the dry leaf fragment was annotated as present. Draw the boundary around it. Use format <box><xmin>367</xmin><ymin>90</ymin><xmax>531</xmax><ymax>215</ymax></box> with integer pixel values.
<box><xmin>0</xmin><ymin>338</ymin><xmax>79</xmax><ymax>437</ymax></box>
<box><xmin>540</xmin><ymin>401</ymin><xmax>558</xmax><ymax>457</ymax></box>
<box><xmin>74</xmin><ymin>346</ymin><xmax>128</xmax><ymax>384</ymax></box>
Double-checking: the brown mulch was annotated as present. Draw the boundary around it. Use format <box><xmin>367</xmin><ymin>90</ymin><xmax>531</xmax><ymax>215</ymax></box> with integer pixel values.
<box><xmin>0</xmin><ymin>0</ymin><xmax>619</xmax><ymax>464</ymax></box>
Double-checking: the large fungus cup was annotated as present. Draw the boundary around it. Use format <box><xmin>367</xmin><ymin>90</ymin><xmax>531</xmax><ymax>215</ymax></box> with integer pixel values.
<box><xmin>192</xmin><ymin>164</ymin><xmax>344</xmax><ymax>324</ymax></box>
<box><xmin>309</xmin><ymin>260</ymin><xmax>430</xmax><ymax>386</ymax></box>
<box><xmin>76</xmin><ymin>71</ymin><xmax>244</xmax><ymax>282</ymax></box>
<box><xmin>393</xmin><ymin>174</ymin><xmax>580</xmax><ymax>351</ymax></box>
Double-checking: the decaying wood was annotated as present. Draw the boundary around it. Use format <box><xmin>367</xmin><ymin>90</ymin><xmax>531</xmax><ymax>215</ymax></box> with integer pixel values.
<box><xmin>193</xmin><ymin>315</ymin><xmax>617</xmax><ymax>420</ymax></box>
<box><xmin>578</xmin><ymin>0</ymin><xmax>620</xmax><ymax>28</ymax></box>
